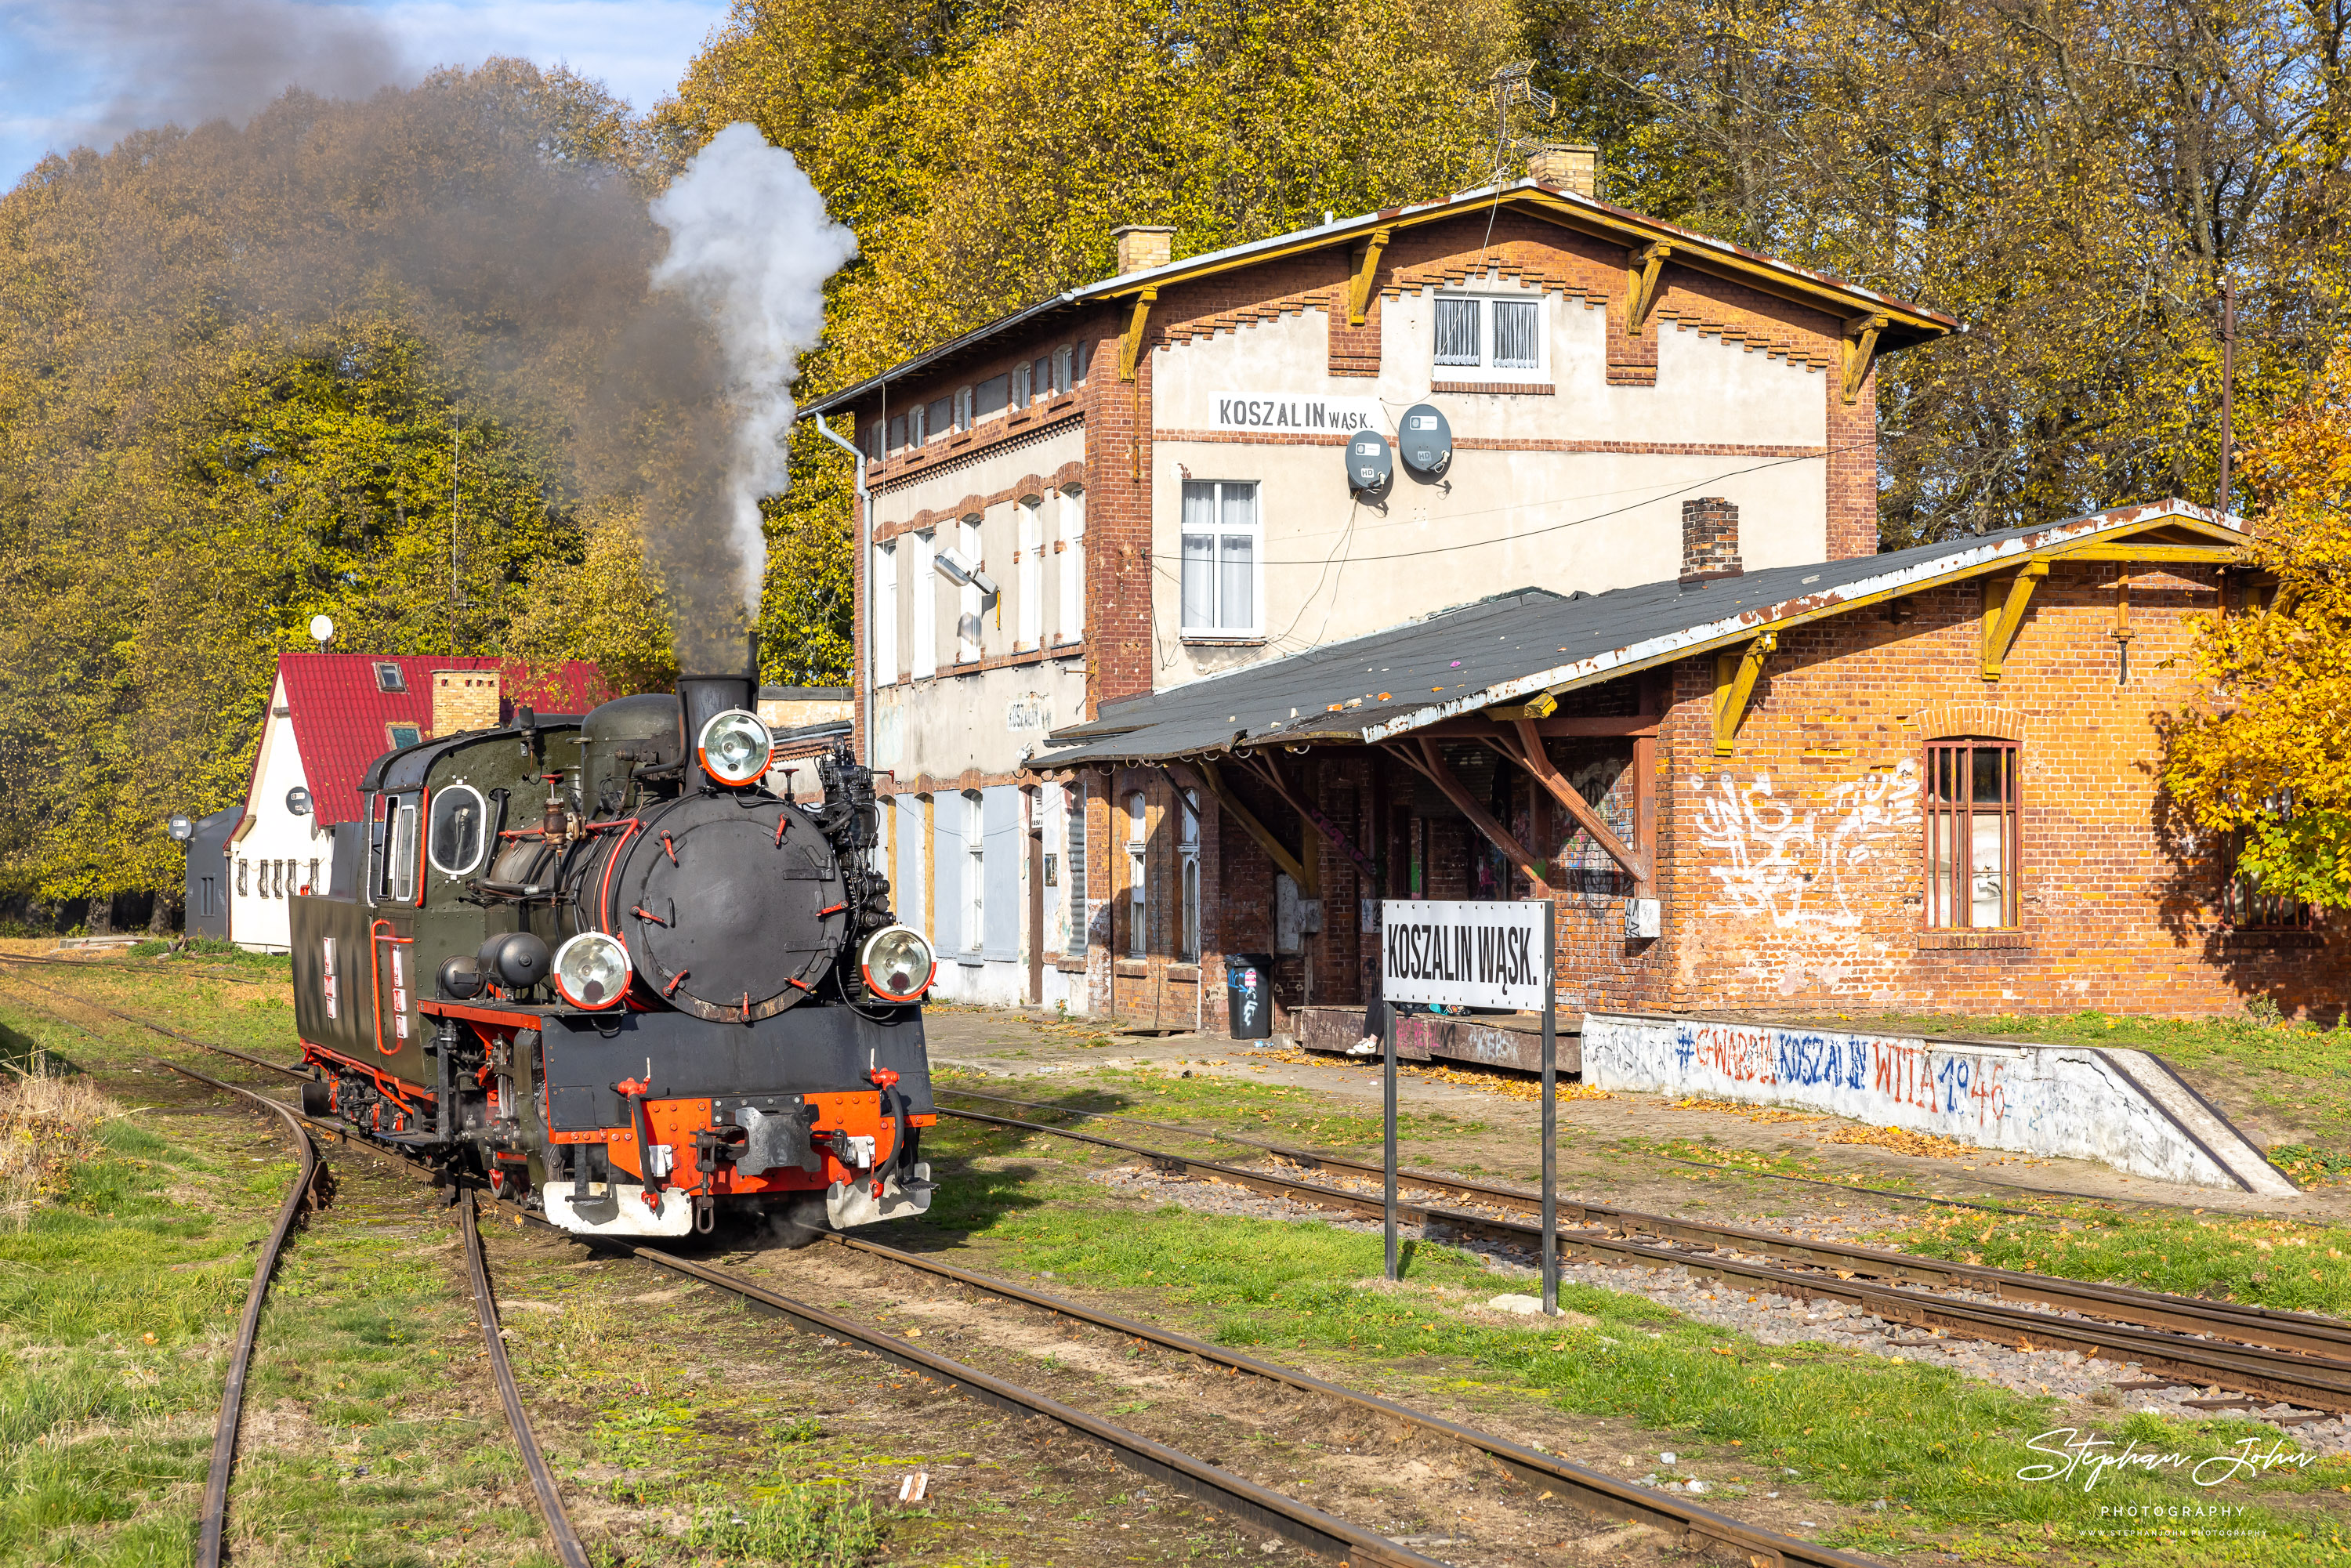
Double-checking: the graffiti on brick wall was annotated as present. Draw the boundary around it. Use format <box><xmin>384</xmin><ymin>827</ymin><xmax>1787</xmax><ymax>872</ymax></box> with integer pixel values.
<box><xmin>1581</xmin><ymin>1013</ymin><xmax>2248</xmax><ymax>1189</ymax></box>
<box><xmin>1692</xmin><ymin>760</ymin><xmax>1918</xmax><ymax>929</ymax></box>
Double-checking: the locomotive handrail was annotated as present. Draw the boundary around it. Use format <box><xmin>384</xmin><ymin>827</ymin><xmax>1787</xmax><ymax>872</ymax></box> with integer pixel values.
<box><xmin>368</xmin><ymin>920</ymin><xmax>413</xmax><ymax>1058</ymax></box>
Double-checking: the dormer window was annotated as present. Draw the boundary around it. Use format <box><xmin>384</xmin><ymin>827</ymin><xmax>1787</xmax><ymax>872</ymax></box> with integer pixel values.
<box><xmin>386</xmin><ymin>722</ymin><xmax>422</xmax><ymax>748</ymax></box>
<box><xmin>374</xmin><ymin>662</ymin><xmax>406</xmax><ymax>693</ymax></box>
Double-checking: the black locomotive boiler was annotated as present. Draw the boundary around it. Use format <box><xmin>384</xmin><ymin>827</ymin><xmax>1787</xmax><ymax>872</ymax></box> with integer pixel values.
<box><xmin>287</xmin><ymin>657</ymin><xmax>939</xmax><ymax>1240</ymax></box>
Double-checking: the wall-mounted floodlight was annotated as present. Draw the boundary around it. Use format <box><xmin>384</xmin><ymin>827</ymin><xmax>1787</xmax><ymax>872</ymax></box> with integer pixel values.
<box><xmin>285</xmin><ymin>786</ymin><xmax>313</xmax><ymax>817</ymax></box>
<box><xmin>933</xmin><ymin>547</ymin><xmax>1001</xmax><ymax>597</ymax></box>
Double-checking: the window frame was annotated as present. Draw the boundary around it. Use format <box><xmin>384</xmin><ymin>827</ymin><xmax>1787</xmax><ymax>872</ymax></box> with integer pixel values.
<box><xmin>1125</xmin><ymin>790</ymin><xmax>1148</xmax><ymax>959</ymax></box>
<box><xmin>1057</xmin><ymin>487</ymin><xmax>1086</xmax><ymax>643</ymax></box>
<box><xmin>953</xmin><ymin>386</ymin><xmax>973</xmax><ymax>432</ymax></box>
<box><xmin>962</xmin><ymin>790</ymin><xmax>986</xmax><ymax>954</ymax></box>
<box><xmin>1177</xmin><ymin>788</ymin><xmax>1201</xmax><ymax>963</ymax></box>
<box><xmin>1052</xmin><ymin>346</ymin><xmax>1073</xmax><ymax>396</ymax></box>
<box><xmin>386</xmin><ymin>722</ymin><xmax>422</xmax><ymax>750</ymax></box>
<box><xmin>908</xmin><ymin>531</ymin><xmax>936</xmax><ymax>679</ymax></box>
<box><xmin>381</xmin><ymin>792</ymin><xmax>423</xmax><ymax>906</ymax></box>
<box><xmin>955</xmin><ymin>516</ymin><xmax>984</xmax><ymax>665</ymax></box>
<box><xmin>2222</xmin><ymin>827</ymin><xmax>2314</xmax><ymax>931</ymax></box>
<box><xmin>1430</xmin><ymin>289</ymin><xmax>1548</xmax><ymax>381</ymax></box>
<box><xmin>374</xmin><ymin>662</ymin><xmax>406</xmax><ymax>693</ymax></box>
<box><xmin>1922</xmin><ymin>738</ymin><xmax>2020</xmax><ymax>930</ymax></box>
<box><xmin>871</xmin><ymin>541</ymin><xmax>899</xmax><ymax>686</ymax></box>
<box><xmin>1012</xmin><ymin>361</ymin><xmax>1032</xmax><ymax>406</ymax></box>
<box><xmin>1015</xmin><ymin>498</ymin><xmax>1044</xmax><ymax>650</ymax></box>
<box><xmin>1063</xmin><ymin>781</ymin><xmax>1089</xmax><ymax>958</ymax></box>
<box><xmin>427</xmin><ymin>781</ymin><xmax>491</xmax><ymax>878</ymax></box>
<box><xmin>1178</xmin><ymin>480</ymin><xmax>1263</xmax><ymax>640</ymax></box>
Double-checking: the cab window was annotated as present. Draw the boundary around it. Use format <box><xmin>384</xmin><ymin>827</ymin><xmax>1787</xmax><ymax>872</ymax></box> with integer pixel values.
<box><xmin>382</xmin><ymin>794</ymin><xmax>421</xmax><ymax>903</ymax></box>
<box><xmin>429</xmin><ymin>784</ymin><xmax>489</xmax><ymax>877</ymax></box>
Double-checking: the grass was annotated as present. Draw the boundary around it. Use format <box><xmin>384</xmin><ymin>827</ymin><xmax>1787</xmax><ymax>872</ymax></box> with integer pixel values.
<box><xmin>922</xmin><ymin>1118</ymin><xmax>2351</xmax><ymax>1564</ymax></box>
<box><xmin>936</xmin><ymin>1062</ymin><xmax>1492</xmax><ymax>1152</ymax></box>
<box><xmin>1880</xmin><ymin>1202</ymin><xmax>2351</xmax><ymax>1315</ymax></box>
<box><xmin>0</xmin><ymin>1063</ymin><xmax>560</xmax><ymax>1566</ymax></box>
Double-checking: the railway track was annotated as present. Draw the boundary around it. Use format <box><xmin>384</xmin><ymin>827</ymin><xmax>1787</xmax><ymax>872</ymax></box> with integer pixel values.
<box><xmin>22</xmin><ymin>980</ymin><xmax>1899</xmax><ymax>1566</ymax></box>
<box><xmin>937</xmin><ymin>1095</ymin><xmax>2351</xmax><ymax>1417</ymax></box>
<box><xmin>152</xmin><ymin>1059</ymin><xmax>321</xmax><ymax>1568</ymax></box>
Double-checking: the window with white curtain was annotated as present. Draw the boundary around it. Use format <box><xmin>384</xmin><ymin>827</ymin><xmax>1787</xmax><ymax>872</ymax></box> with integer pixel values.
<box><xmin>1179</xmin><ymin>480</ymin><xmax>1260</xmax><ymax>637</ymax></box>
<box><xmin>909</xmin><ymin>531</ymin><xmax>936</xmax><ymax>679</ymax></box>
<box><xmin>1057</xmin><ymin>487</ymin><xmax>1085</xmax><ymax>643</ymax></box>
<box><xmin>1433</xmin><ymin>292</ymin><xmax>1545</xmax><ymax>376</ymax></box>
<box><xmin>953</xmin><ymin>386</ymin><xmax>973</xmax><ymax>431</ymax></box>
<box><xmin>1052</xmin><ymin>345</ymin><xmax>1073</xmax><ymax>396</ymax></box>
<box><xmin>1016</xmin><ymin>498</ymin><xmax>1043</xmax><ymax>649</ymax></box>
<box><xmin>1125</xmin><ymin>790</ymin><xmax>1148</xmax><ymax>958</ymax></box>
<box><xmin>956</xmin><ymin>516</ymin><xmax>984</xmax><ymax>664</ymax></box>
<box><xmin>871</xmin><ymin>542</ymin><xmax>898</xmax><ymax>686</ymax></box>
<box><xmin>908</xmin><ymin>403</ymin><xmax>929</xmax><ymax>445</ymax></box>
<box><xmin>962</xmin><ymin>791</ymin><xmax>986</xmax><ymax>952</ymax></box>
<box><xmin>1011</xmin><ymin>362</ymin><xmax>1032</xmax><ymax>406</ymax></box>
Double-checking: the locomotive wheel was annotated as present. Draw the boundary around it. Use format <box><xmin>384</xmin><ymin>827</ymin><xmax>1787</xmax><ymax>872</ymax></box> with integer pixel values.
<box><xmin>766</xmin><ymin>1193</ymin><xmax>831</xmax><ymax>1250</ymax></box>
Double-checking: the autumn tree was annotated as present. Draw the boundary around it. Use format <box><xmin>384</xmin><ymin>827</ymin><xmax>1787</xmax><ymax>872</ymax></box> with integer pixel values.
<box><xmin>1532</xmin><ymin>0</ymin><xmax>2351</xmax><ymax>545</ymax></box>
<box><xmin>2162</xmin><ymin>349</ymin><xmax>2351</xmax><ymax>911</ymax></box>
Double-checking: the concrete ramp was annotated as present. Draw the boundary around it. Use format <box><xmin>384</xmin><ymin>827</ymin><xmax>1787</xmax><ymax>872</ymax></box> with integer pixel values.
<box><xmin>1581</xmin><ymin>1012</ymin><xmax>2297</xmax><ymax>1197</ymax></box>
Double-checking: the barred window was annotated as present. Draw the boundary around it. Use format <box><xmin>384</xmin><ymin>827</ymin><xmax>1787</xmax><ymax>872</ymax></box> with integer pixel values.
<box><xmin>1924</xmin><ymin>739</ymin><xmax>2019</xmax><ymax>929</ymax></box>
<box><xmin>2224</xmin><ymin>828</ymin><xmax>2312</xmax><ymax>930</ymax></box>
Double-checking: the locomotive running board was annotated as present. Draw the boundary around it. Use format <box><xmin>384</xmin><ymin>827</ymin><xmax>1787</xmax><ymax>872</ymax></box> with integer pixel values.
<box><xmin>545</xmin><ymin>1183</ymin><xmax>694</xmax><ymax>1237</ymax></box>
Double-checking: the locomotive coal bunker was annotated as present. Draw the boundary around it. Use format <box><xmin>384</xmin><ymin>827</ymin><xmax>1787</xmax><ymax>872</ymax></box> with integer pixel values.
<box><xmin>288</xmin><ymin>654</ymin><xmax>938</xmax><ymax>1241</ymax></box>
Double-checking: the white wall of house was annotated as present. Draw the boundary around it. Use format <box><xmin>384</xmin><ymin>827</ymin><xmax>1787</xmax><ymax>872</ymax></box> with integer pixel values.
<box><xmin>1145</xmin><ymin>284</ymin><xmax>1831</xmax><ymax>689</ymax></box>
<box><xmin>227</xmin><ymin>683</ymin><xmax>335</xmax><ymax>953</ymax></box>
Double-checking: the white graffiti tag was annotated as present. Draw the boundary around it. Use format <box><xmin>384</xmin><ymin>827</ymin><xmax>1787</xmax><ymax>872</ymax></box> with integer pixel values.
<box><xmin>1693</xmin><ymin>761</ymin><xmax>1918</xmax><ymax>929</ymax></box>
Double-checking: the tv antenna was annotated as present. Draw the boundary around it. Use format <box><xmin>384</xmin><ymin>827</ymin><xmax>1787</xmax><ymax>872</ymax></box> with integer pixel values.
<box><xmin>1489</xmin><ymin>62</ymin><xmax>1559</xmax><ymax>178</ymax></box>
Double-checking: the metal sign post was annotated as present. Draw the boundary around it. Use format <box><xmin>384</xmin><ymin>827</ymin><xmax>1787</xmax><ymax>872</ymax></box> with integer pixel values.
<box><xmin>1377</xmin><ymin>897</ymin><xmax>1551</xmax><ymax>1298</ymax></box>
<box><xmin>1541</xmin><ymin>898</ymin><xmax>1557</xmax><ymax>1315</ymax></box>
<box><xmin>1382</xmin><ymin>998</ymin><xmax>1398</xmax><ymax>1282</ymax></box>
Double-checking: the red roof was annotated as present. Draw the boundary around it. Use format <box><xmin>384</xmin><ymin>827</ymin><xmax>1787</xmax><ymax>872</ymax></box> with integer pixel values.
<box><xmin>271</xmin><ymin>654</ymin><xmax>610</xmax><ymax>824</ymax></box>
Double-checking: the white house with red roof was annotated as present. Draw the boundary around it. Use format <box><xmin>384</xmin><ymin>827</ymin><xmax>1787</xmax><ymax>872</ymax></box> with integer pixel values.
<box><xmin>226</xmin><ymin>654</ymin><xmax>605</xmax><ymax>951</ymax></box>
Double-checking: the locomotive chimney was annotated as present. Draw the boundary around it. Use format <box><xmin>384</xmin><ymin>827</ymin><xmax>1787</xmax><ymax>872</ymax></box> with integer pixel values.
<box><xmin>678</xmin><ymin>633</ymin><xmax>760</xmax><ymax>748</ymax></box>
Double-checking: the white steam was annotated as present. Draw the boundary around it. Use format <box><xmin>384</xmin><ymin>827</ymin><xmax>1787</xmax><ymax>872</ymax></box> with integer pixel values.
<box><xmin>650</xmin><ymin>123</ymin><xmax>858</xmax><ymax>620</ymax></box>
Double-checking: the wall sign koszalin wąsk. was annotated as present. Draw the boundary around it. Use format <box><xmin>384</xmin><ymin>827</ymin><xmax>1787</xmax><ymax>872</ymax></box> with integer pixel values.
<box><xmin>1212</xmin><ymin>395</ymin><xmax>1380</xmax><ymax>433</ymax></box>
<box><xmin>1379</xmin><ymin>899</ymin><xmax>1549</xmax><ymax>1010</ymax></box>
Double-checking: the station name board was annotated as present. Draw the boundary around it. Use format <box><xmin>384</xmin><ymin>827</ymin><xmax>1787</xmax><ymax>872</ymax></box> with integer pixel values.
<box><xmin>1212</xmin><ymin>394</ymin><xmax>1380</xmax><ymax>433</ymax></box>
<box><xmin>1379</xmin><ymin>898</ymin><xmax>1550</xmax><ymax>1011</ymax></box>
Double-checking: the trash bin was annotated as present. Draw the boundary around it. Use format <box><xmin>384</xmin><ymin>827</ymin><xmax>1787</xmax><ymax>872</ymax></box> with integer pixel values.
<box><xmin>1224</xmin><ymin>952</ymin><xmax>1273</xmax><ymax>1038</ymax></box>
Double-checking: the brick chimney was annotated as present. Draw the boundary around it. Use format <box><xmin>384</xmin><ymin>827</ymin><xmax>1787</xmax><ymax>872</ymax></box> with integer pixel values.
<box><xmin>1679</xmin><ymin>498</ymin><xmax>1743</xmax><ymax>585</ymax></box>
<box><xmin>430</xmin><ymin>668</ymin><xmax>502</xmax><ymax>737</ymax></box>
<box><xmin>1112</xmin><ymin>224</ymin><xmax>1175</xmax><ymax>275</ymax></box>
<box><xmin>1527</xmin><ymin>144</ymin><xmax>1600</xmax><ymax>198</ymax></box>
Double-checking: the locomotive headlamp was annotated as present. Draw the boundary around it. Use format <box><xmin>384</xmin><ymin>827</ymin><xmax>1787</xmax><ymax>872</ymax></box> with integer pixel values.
<box><xmin>860</xmin><ymin>925</ymin><xmax>935</xmax><ymax>1004</ymax></box>
<box><xmin>697</xmin><ymin>708</ymin><xmax>772</xmax><ymax>787</ymax></box>
<box><xmin>552</xmin><ymin>931</ymin><xmax>632</xmax><ymax>1009</ymax></box>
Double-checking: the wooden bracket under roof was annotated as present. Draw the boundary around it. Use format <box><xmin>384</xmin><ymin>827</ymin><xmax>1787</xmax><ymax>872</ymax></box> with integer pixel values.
<box><xmin>1118</xmin><ymin>287</ymin><xmax>1157</xmax><ymax>382</ymax></box>
<box><xmin>1980</xmin><ymin>560</ymin><xmax>2048</xmax><ymax>682</ymax></box>
<box><xmin>1842</xmin><ymin>313</ymin><xmax>1888</xmax><ymax>404</ymax></box>
<box><xmin>1712</xmin><ymin>632</ymin><xmax>1777</xmax><ymax>756</ymax></box>
<box><xmin>1348</xmin><ymin>228</ymin><xmax>1392</xmax><ymax>327</ymax></box>
<box><xmin>1197</xmin><ymin>759</ymin><xmax>1313</xmax><ymax>893</ymax></box>
<box><xmin>1491</xmin><ymin>719</ymin><xmax>1648</xmax><ymax>885</ymax></box>
<box><xmin>1389</xmin><ymin>737</ymin><xmax>1552</xmax><ymax>894</ymax></box>
<box><xmin>1626</xmin><ymin>241</ymin><xmax>1672</xmax><ymax>336</ymax></box>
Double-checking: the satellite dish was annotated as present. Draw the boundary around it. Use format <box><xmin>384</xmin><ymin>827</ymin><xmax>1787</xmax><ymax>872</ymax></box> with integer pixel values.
<box><xmin>309</xmin><ymin>614</ymin><xmax>335</xmax><ymax>646</ymax></box>
<box><xmin>167</xmin><ymin>813</ymin><xmax>194</xmax><ymax>843</ymax></box>
<box><xmin>285</xmin><ymin>786</ymin><xmax>313</xmax><ymax>817</ymax></box>
<box><xmin>1398</xmin><ymin>403</ymin><xmax>1454</xmax><ymax>478</ymax></box>
<box><xmin>1346</xmin><ymin>431</ymin><xmax>1393</xmax><ymax>494</ymax></box>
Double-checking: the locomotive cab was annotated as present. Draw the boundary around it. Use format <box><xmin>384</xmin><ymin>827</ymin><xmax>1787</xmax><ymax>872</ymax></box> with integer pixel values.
<box><xmin>288</xmin><ymin>661</ymin><xmax>936</xmax><ymax>1242</ymax></box>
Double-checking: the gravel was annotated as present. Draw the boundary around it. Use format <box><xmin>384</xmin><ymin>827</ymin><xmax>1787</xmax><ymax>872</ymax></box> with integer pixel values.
<box><xmin>1092</xmin><ymin>1164</ymin><xmax>2351</xmax><ymax>1454</ymax></box>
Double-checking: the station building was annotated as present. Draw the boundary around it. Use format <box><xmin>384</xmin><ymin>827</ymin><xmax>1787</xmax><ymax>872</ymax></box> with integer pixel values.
<box><xmin>810</xmin><ymin>163</ymin><xmax>2342</xmax><ymax>1041</ymax></box>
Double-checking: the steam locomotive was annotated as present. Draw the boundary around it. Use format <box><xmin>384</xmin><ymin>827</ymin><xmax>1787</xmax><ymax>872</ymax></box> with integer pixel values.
<box><xmin>287</xmin><ymin>658</ymin><xmax>938</xmax><ymax>1242</ymax></box>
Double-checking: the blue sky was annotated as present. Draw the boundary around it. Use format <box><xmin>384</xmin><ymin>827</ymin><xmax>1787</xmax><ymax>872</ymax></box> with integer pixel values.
<box><xmin>0</xmin><ymin>0</ymin><xmax>736</xmax><ymax>186</ymax></box>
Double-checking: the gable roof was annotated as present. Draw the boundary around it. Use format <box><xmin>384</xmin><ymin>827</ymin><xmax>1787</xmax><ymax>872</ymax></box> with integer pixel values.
<box><xmin>265</xmin><ymin>654</ymin><xmax>609</xmax><ymax>824</ymax></box>
<box><xmin>1032</xmin><ymin>501</ymin><xmax>2242</xmax><ymax>768</ymax></box>
<box><xmin>806</xmin><ymin>179</ymin><xmax>1959</xmax><ymax>417</ymax></box>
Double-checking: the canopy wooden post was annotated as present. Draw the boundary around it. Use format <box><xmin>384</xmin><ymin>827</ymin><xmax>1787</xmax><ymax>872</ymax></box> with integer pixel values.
<box><xmin>1389</xmin><ymin>738</ymin><xmax>1553</xmax><ymax>895</ymax></box>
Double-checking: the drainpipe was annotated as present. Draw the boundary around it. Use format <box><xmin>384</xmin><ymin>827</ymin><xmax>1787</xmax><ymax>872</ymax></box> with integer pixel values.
<box><xmin>812</xmin><ymin>413</ymin><xmax>871</xmax><ymax>772</ymax></box>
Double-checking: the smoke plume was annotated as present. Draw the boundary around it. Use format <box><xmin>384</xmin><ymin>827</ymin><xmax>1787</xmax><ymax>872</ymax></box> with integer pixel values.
<box><xmin>5</xmin><ymin>0</ymin><xmax>415</xmax><ymax>161</ymax></box>
<box><xmin>16</xmin><ymin>64</ymin><xmax>856</xmax><ymax>678</ymax></box>
<box><xmin>649</xmin><ymin>125</ymin><xmax>859</xmax><ymax>639</ymax></box>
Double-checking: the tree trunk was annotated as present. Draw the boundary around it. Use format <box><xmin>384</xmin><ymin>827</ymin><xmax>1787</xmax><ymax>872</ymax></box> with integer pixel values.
<box><xmin>89</xmin><ymin>895</ymin><xmax>112</xmax><ymax>936</ymax></box>
<box><xmin>149</xmin><ymin>893</ymin><xmax>170</xmax><ymax>935</ymax></box>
